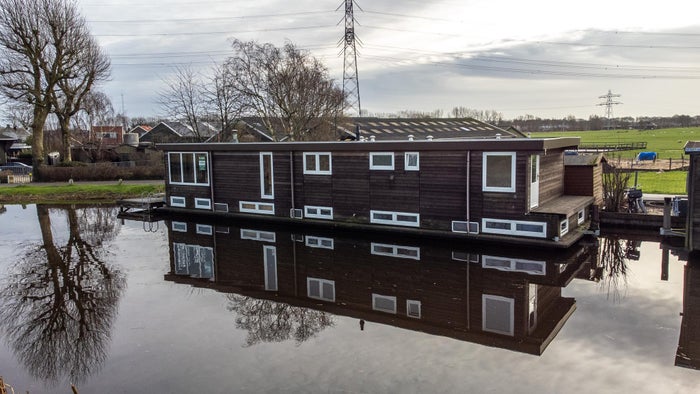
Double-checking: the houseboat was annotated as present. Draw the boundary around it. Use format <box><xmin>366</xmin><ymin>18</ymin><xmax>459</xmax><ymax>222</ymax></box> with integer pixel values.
<box><xmin>158</xmin><ymin>134</ymin><xmax>595</xmax><ymax>248</ymax></box>
<box><xmin>164</xmin><ymin>219</ymin><xmax>597</xmax><ymax>355</ymax></box>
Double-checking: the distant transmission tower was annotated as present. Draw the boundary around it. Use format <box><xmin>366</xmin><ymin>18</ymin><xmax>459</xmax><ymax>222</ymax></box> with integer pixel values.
<box><xmin>338</xmin><ymin>0</ymin><xmax>362</xmax><ymax>116</ymax></box>
<box><xmin>597</xmin><ymin>89</ymin><xmax>622</xmax><ymax>130</ymax></box>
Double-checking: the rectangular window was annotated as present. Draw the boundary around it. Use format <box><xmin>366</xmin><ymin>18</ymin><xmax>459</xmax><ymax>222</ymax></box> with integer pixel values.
<box><xmin>560</xmin><ymin>218</ymin><xmax>569</xmax><ymax>237</ymax></box>
<box><xmin>370</xmin><ymin>152</ymin><xmax>394</xmax><ymax>170</ymax></box>
<box><xmin>173</xmin><ymin>243</ymin><xmax>214</xmax><ymax>280</ymax></box>
<box><xmin>214</xmin><ymin>203</ymin><xmax>229</xmax><ymax>212</ymax></box>
<box><xmin>482</xmin><ymin>294</ymin><xmax>514</xmax><ymax>336</ymax></box>
<box><xmin>260</xmin><ymin>152</ymin><xmax>274</xmax><ymax>199</ymax></box>
<box><xmin>196</xmin><ymin>224</ymin><xmax>213</xmax><ymax>235</ymax></box>
<box><xmin>577</xmin><ymin>209</ymin><xmax>586</xmax><ymax>225</ymax></box>
<box><xmin>372</xmin><ymin>294</ymin><xmax>397</xmax><ymax>314</ymax></box>
<box><xmin>307</xmin><ymin>277</ymin><xmax>335</xmax><ymax>302</ymax></box>
<box><xmin>263</xmin><ymin>246</ymin><xmax>277</xmax><ymax>291</ymax></box>
<box><xmin>240</xmin><ymin>229</ymin><xmax>276</xmax><ymax>243</ymax></box>
<box><xmin>371</xmin><ymin>242</ymin><xmax>420</xmax><ymax>260</ymax></box>
<box><xmin>406</xmin><ymin>300</ymin><xmax>421</xmax><ymax>318</ymax></box>
<box><xmin>239</xmin><ymin>201</ymin><xmax>275</xmax><ymax>215</ymax></box>
<box><xmin>194</xmin><ymin>198</ymin><xmax>211</xmax><ymax>210</ymax></box>
<box><xmin>305</xmin><ymin>236</ymin><xmax>334</xmax><ymax>249</ymax></box>
<box><xmin>170</xmin><ymin>196</ymin><xmax>186</xmax><ymax>207</ymax></box>
<box><xmin>452</xmin><ymin>251</ymin><xmax>480</xmax><ymax>263</ymax></box>
<box><xmin>482</xmin><ymin>152</ymin><xmax>516</xmax><ymax>193</ymax></box>
<box><xmin>482</xmin><ymin>218</ymin><xmax>547</xmax><ymax>238</ymax></box>
<box><xmin>304</xmin><ymin>205</ymin><xmax>333</xmax><ymax>220</ymax></box>
<box><xmin>482</xmin><ymin>255</ymin><xmax>546</xmax><ymax>275</ymax></box>
<box><xmin>172</xmin><ymin>221</ymin><xmax>187</xmax><ymax>232</ymax></box>
<box><xmin>404</xmin><ymin>152</ymin><xmax>419</xmax><ymax>171</ymax></box>
<box><xmin>451</xmin><ymin>221</ymin><xmax>479</xmax><ymax>234</ymax></box>
<box><xmin>370</xmin><ymin>210</ymin><xmax>420</xmax><ymax>227</ymax></box>
<box><xmin>303</xmin><ymin>152</ymin><xmax>332</xmax><ymax>175</ymax></box>
<box><xmin>290</xmin><ymin>208</ymin><xmax>303</xmax><ymax>219</ymax></box>
<box><xmin>168</xmin><ymin>152</ymin><xmax>209</xmax><ymax>186</ymax></box>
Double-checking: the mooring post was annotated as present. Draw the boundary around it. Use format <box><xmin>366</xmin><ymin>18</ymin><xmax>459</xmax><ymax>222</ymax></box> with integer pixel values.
<box><xmin>661</xmin><ymin>244</ymin><xmax>670</xmax><ymax>281</ymax></box>
<box><xmin>662</xmin><ymin>197</ymin><xmax>672</xmax><ymax>234</ymax></box>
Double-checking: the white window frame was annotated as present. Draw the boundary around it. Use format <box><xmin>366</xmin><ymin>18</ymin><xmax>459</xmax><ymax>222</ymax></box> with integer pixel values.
<box><xmin>240</xmin><ymin>229</ymin><xmax>276</xmax><ymax>243</ymax></box>
<box><xmin>451</xmin><ymin>220</ymin><xmax>479</xmax><ymax>234</ymax></box>
<box><xmin>372</xmin><ymin>293</ymin><xmax>397</xmax><ymax>314</ymax></box>
<box><xmin>170</xmin><ymin>196</ymin><xmax>186</xmax><ymax>208</ymax></box>
<box><xmin>404</xmin><ymin>152</ymin><xmax>419</xmax><ymax>171</ymax></box>
<box><xmin>482</xmin><ymin>152</ymin><xmax>516</xmax><ymax>193</ymax></box>
<box><xmin>263</xmin><ymin>245</ymin><xmax>277</xmax><ymax>291</ymax></box>
<box><xmin>168</xmin><ymin>152</ymin><xmax>210</xmax><ymax>186</ymax></box>
<box><xmin>370</xmin><ymin>210</ymin><xmax>420</xmax><ymax>228</ymax></box>
<box><xmin>577</xmin><ymin>209</ymin><xmax>586</xmax><ymax>225</ymax></box>
<box><xmin>482</xmin><ymin>294</ymin><xmax>515</xmax><ymax>336</ymax></box>
<box><xmin>173</xmin><ymin>243</ymin><xmax>214</xmax><ymax>279</ymax></box>
<box><xmin>371</xmin><ymin>242</ymin><xmax>420</xmax><ymax>260</ymax></box>
<box><xmin>260</xmin><ymin>152</ymin><xmax>274</xmax><ymax>199</ymax></box>
<box><xmin>370</xmin><ymin>152</ymin><xmax>395</xmax><ymax>170</ymax></box>
<box><xmin>239</xmin><ymin>201</ymin><xmax>275</xmax><ymax>215</ymax></box>
<box><xmin>482</xmin><ymin>218</ymin><xmax>547</xmax><ymax>238</ymax></box>
<box><xmin>303</xmin><ymin>152</ymin><xmax>332</xmax><ymax>175</ymax></box>
<box><xmin>307</xmin><ymin>277</ymin><xmax>336</xmax><ymax>302</ymax></box>
<box><xmin>560</xmin><ymin>218</ymin><xmax>569</xmax><ymax>237</ymax></box>
<box><xmin>406</xmin><ymin>300</ymin><xmax>422</xmax><ymax>319</ymax></box>
<box><xmin>305</xmin><ymin>236</ymin><xmax>334</xmax><ymax>249</ymax></box>
<box><xmin>194</xmin><ymin>198</ymin><xmax>211</xmax><ymax>210</ymax></box>
<box><xmin>196</xmin><ymin>224</ymin><xmax>213</xmax><ymax>235</ymax></box>
<box><xmin>171</xmin><ymin>221</ymin><xmax>187</xmax><ymax>232</ymax></box>
<box><xmin>482</xmin><ymin>255</ymin><xmax>546</xmax><ymax>275</ymax></box>
<box><xmin>304</xmin><ymin>205</ymin><xmax>334</xmax><ymax>220</ymax></box>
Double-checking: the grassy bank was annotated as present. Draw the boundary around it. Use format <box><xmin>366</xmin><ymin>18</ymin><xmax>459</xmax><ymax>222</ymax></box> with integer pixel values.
<box><xmin>627</xmin><ymin>170</ymin><xmax>687</xmax><ymax>195</ymax></box>
<box><xmin>0</xmin><ymin>182</ymin><xmax>164</xmax><ymax>204</ymax></box>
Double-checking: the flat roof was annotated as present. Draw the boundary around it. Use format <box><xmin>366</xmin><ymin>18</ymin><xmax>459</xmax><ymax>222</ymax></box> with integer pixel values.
<box><xmin>159</xmin><ymin>137</ymin><xmax>581</xmax><ymax>153</ymax></box>
<box><xmin>684</xmin><ymin>141</ymin><xmax>700</xmax><ymax>153</ymax></box>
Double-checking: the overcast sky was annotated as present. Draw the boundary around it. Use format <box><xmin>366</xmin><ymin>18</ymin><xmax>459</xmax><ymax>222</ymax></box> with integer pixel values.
<box><xmin>79</xmin><ymin>0</ymin><xmax>700</xmax><ymax>120</ymax></box>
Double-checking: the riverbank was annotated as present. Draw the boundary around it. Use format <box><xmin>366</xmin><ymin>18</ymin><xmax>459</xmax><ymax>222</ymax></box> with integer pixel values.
<box><xmin>0</xmin><ymin>180</ymin><xmax>164</xmax><ymax>204</ymax></box>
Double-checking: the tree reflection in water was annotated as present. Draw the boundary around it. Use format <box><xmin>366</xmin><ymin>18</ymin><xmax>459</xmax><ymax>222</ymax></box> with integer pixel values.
<box><xmin>0</xmin><ymin>205</ymin><xmax>126</xmax><ymax>384</ymax></box>
<box><xmin>226</xmin><ymin>294</ymin><xmax>334</xmax><ymax>347</ymax></box>
<box><xmin>595</xmin><ymin>235</ymin><xmax>630</xmax><ymax>301</ymax></box>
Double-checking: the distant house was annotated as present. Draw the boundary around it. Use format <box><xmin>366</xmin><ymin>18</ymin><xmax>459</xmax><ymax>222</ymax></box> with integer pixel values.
<box><xmin>129</xmin><ymin>125</ymin><xmax>153</xmax><ymax>138</ymax></box>
<box><xmin>0</xmin><ymin>127</ymin><xmax>18</xmax><ymax>164</ymax></box>
<box><xmin>140</xmin><ymin>121</ymin><xmax>219</xmax><ymax>144</ymax></box>
<box><xmin>92</xmin><ymin>125</ymin><xmax>124</xmax><ymax>146</ymax></box>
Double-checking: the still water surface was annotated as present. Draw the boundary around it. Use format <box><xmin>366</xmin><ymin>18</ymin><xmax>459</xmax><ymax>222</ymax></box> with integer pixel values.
<box><xmin>0</xmin><ymin>204</ymin><xmax>698</xmax><ymax>393</ymax></box>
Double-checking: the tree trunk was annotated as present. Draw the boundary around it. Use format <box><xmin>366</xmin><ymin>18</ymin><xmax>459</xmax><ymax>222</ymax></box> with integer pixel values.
<box><xmin>60</xmin><ymin>116</ymin><xmax>72</xmax><ymax>162</ymax></box>
<box><xmin>31</xmin><ymin>106</ymin><xmax>49</xmax><ymax>180</ymax></box>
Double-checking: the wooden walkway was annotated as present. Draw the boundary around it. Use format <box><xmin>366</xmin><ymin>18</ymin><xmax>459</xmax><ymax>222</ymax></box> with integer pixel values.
<box><xmin>117</xmin><ymin>194</ymin><xmax>165</xmax><ymax>214</ymax></box>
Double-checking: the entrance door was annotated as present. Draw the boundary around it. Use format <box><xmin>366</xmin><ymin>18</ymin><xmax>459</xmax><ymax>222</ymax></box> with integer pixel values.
<box><xmin>530</xmin><ymin>155</ymin><xmax>540</xmax><ymax>209</ymax></box>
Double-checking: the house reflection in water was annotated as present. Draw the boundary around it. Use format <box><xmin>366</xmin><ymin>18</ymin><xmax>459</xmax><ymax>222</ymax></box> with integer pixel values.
<box><xmin>677</xmin><ymin>254</ymin><xmax>700</xmax><ymax>369</ymax></box>
<box><xmin>164</xmin><ymin>220</ymin><xmax>598</xmax><ymax>355</ymax></box>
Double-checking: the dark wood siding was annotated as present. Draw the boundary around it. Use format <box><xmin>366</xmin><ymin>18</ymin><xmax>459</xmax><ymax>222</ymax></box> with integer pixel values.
<box><xmin>419</xmin><ymin>152</ymin><xmax>467</xmax><ymax>229</ymax></box>
<box><xmin>688</xmin><ymin>155</ymin><xmax>700</xmax><ymax>251</ymax></box>
<box><xmin>565</xmin><ymin>164</ymin><xmax>603</xmax><ymax>206</ymax></box>
<box><xmin>167</xmin><ymin>184</ymin><xmax>211</xmax><ymax>209</ymax></box>
<box><xmin>539</xmin><ymin>150</ymin><xmax>565</xmax><ymax>206</ymax></box>
<box><xmin>330</xmin><ymin>152</ymin><xmax>371</xmax><ymax>221</ymax></box>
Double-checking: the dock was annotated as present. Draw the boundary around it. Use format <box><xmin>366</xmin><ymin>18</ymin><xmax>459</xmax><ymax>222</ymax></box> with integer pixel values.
<box><xmin>117</xmin><ymin>193</ymin><xmax>165</xmax><ymax>214</ymax></box>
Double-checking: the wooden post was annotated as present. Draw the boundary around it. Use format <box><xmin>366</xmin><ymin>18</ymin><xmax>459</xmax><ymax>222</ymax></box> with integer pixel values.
<box><xmin>663</xmin><ymin>197</ymin><xmax>672</xmax><ymax>231</ymax></box>
<box><xmin>669</xmin><ymin>157</ymin><xmax>672</xmax><ymax>171</ymax></box>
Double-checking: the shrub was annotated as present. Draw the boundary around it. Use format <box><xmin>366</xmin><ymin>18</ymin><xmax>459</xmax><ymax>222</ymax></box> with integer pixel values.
<box><xmin>36</xmin><ymin>162</ymin><xmax>164</xmax><ymax>182</ymax></box>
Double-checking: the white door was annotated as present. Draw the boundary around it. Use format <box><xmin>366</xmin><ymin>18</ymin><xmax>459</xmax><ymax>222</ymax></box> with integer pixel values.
<box><xmin>530</xmin><ymin>155</ymin><xmax>540</xmax><ymax>209</ymax></box>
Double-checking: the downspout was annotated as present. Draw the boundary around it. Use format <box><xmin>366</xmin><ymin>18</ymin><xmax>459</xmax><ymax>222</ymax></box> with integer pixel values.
<box><xmin>209</xmin><ymin>152</ymin><xmax>215</xmax><ymax>210</ymax></box>
<box><xmin>466</xmin><ymin>150</ymin><xmax>471</xmax><ymax>231</ymax></box>
<box><xmin>289</xmin><ymin>151</ymin><xmax>295</xmax><ymax>214</ymax></box>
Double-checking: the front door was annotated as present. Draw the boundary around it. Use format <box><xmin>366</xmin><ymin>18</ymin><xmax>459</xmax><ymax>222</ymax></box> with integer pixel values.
<box><xmin>530</xmin><ymin>155</ymin><xmax>540</xmax><ymax>209</ymax></box>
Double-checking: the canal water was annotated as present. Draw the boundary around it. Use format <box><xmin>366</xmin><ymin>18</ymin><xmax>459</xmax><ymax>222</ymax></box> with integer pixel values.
<box><xmin>0</xmin><ymin>204</ymin><xmax>698</xmax><ymax>393</ymax></box>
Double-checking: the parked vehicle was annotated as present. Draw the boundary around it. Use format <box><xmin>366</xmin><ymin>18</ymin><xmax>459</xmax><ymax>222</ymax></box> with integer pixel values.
<box><xmin>0</xmin><ymin>161</ymin><xmax>31</xmax><ymax>175</ymax></box>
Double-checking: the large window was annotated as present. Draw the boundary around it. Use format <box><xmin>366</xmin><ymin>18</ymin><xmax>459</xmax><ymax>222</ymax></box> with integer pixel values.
<box><xmin>307</xmin><ymin>277</ymin><xmax>335</xmax><ymax>302</ymax></box>
<box><xmin>260</xmin><ymin>152</ymin><xmax>274</xmax><ymax>199</ymax></box>
<box><xmin>303</xmin><ymin>152</ymin><xmax>332</xmax><ymax>175</ymax></box>
<box><xmin>169</xmin><ymin>152</ymin><xmax>209</xmax><ymax>186</ymax></box>
<box><xmin>173</xmin><ymin>243</ymin><xmax>214</xmax><ymax>279</ymax></box>
<box><xmin>482</xmin><ymin>152</ymin><xmax>516</xmax><ymax>192</ymax></box>
<box><xmin>482</xmin><ymin>294</ymin><xmax>514</xmax><ymax>336</ymax></box>
<box><xmin>370</xmin><ymin>152</ymin><xmax>394</xmax><ymax>170</ymax></box>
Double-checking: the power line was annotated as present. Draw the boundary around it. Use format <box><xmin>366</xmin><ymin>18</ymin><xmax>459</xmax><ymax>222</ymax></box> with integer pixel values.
<box><xmin>94</xmin><ymin>24</ymin><xmax>336</xmax><ymax>37</ymax></box>
<box><xmin>87</xmin><ymin>10</ymin><xmax>335</xmax><ymax>24</ymax></box>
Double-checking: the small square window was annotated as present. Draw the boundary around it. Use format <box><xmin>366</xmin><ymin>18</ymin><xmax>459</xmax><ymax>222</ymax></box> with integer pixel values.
<box><xmin>370</xmin><ymin>152</ymin><xmax>394</xmax><ymax>170</ymax></box>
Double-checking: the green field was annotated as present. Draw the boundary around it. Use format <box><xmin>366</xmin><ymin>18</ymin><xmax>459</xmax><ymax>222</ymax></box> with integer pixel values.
<box><xmin>531</xmin><ymin>127</ymin><xmax>700</xmax><ymax>160</ymax></box>
<box><xmin>0</xmin><ymin>183</ymin><xmax>164</xmax><ymax>204</ymax></box>
<box><xmin>628</xmin><ymin>171</ymin><xmax>687</xmax><ymax>195</ymax></box>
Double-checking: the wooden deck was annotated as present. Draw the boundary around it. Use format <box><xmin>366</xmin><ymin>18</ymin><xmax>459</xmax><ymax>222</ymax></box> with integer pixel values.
<box><xmin>117</xmin><ymin>194</ymin><xmax>165</xmax><ymax>213</ymax></box>
<box><xmin>531</xmin><ymin>195</ymin><xmax>594</xmax><ymax>217</ymax></box>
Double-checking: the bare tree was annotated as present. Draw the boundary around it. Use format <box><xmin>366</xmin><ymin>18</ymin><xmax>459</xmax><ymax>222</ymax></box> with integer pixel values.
<box><xmin>0</xmin><ymin>0</ymin><xmax>104</xmax><ymax>176</ymax></box>
<box><xmin>204</xmin><ymin>62</ymin><xmax>243</xmax><ymax>141</ymax></box>
<box><xmin>51</xmin><ymin>35</ymin><xmax>110</xmax><ymax>162</ymax></box>
<box><xmin>158</xmin><ymin>65</ymin><xmax>206</xmax><ymax>140</ymax></box>
<box><xmin>74</xmin><ymin>90</ymin><xmax>116</xmax><ymax>136</ymax></box>
<box><xmin>225</xmin><ymin>39</ymin><xmax>346</xmax><ymax>141</ymax></box>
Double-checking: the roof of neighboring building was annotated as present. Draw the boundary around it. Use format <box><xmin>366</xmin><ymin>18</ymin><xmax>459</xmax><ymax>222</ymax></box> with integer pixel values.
<box><xmin>339</xmin><ymin>117</ymin><xmax>517</xmax><ymax>141</ymax></box>
<box><xmin>685</xmin><ymin>141</ymin><xmax>700</xmax><ymax>153</ymax></box>
<box><xmin>92</xmin><ymin>125</ymin><xmax>123</xmax><ymax>133</ymax></box>
<box><xmin>564</xmin><ymin>153</ymin><xmax>605</xmax><ymax>166</ymax></box>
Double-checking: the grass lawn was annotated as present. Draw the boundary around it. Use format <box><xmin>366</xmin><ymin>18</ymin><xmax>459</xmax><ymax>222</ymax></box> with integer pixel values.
<box><xmin>627</xmin><ymin>170</ymin><xmax>687</xmax><ymax>195</ymax></box>
<box><xmin>531</xmin><ymin>127</ymin><xmax>700</xmax><ymax>160</ymax></box>
<box><xmin>0</xmin><ymin>183</ymin><xmax>164</xmax><ymax>204</ymax></box>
